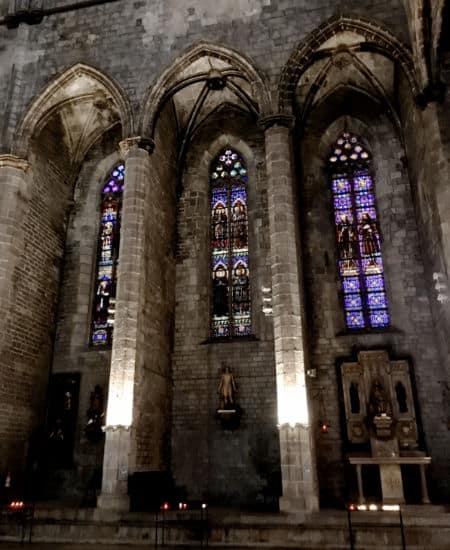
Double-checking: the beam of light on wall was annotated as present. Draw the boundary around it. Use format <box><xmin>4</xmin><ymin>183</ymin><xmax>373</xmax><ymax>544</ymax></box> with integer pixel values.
<box><xmin>105</xmin><ymin>375</ymin><xmax>133</xmax><ymax>428</ymax></box>
<box><xmin>277</xmin><ymin>381</ymin><xmax>309</xmax><ymax>426</ymax></box>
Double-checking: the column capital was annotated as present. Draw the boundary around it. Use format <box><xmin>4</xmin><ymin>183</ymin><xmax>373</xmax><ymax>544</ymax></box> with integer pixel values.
<box><xmin>259</xmin><ymin>113</ymin><xmax>296</xmax><ymax>131</ymax></box>
<box><xmin>119</xmin><ymin>136</ymin><xmax>155</xmax><ymax>157</ymax></box>
<box><xmin>0</xmin><ymin>154</ymin><xmax>30</xmax><ymax>173</ymax></box>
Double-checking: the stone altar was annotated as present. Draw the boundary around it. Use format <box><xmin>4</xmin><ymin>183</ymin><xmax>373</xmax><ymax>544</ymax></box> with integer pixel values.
<box><xmin>341</xmin><ymin>350</ymin><xmax>431</xmax><ymax>504</ymax></box>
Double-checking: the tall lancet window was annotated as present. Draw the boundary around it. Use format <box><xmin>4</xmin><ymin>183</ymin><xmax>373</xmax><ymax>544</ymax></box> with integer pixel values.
<box><xmin>210</xmin><ymin>148</ymin><xmax>251</xmax><ymax>338</ymax></box>
<box><xmin>329</xmin><ymin>133</ymin><xmax>389</xmax><ymax>329</ymax></box>
<box><xmin>91</xmin><ymin>163</ymin><xmax>125</xmax><ymax>345</ymax></box>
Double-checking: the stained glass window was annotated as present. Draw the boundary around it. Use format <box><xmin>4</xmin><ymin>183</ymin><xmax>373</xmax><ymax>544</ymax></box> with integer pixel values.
<box><xmin>211</xmin><ymin>148</ymin><xmax>251</xmax><ymax>337</ymax></box>
<box><xmin>91</xmin><ymin>163</ymin><xmax>125</xmax><ymax>345</ymax></box>
<box><xmin>329</xmin><ymin>133</ymin><xmax>389</xmax><ymax>329</ymax></box>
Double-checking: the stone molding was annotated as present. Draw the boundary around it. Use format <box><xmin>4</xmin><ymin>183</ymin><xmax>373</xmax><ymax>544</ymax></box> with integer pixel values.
<box><xmin>119</xmin><ymin>136</ymin><xmax>155</xmax><ymax>156</ymax></box>
<box><xmin>103</xmin><ymin>424</ymin><xmax>131</xmax><ymax>432</ymax></box>
<box><xmin>259</xmin><ymin>113</ymin><xmax>296</xmax><ymax>130</ymax></box>
<box><xmin>0</xmin><ymin>154</ymin><xmax>30</xmax><ymax>173</ymax></box>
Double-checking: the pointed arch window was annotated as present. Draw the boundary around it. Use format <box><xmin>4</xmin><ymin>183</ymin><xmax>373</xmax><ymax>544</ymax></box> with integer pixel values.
<box><xmin>91</xmin><ymin>163</ymin><xmax>125</xmax><ymax>345</ymax></box>
<box><xmin>210</xmin><ymin>148</ymin><xmax>251</xmax><ymax>338</ymax></box>
<box><xmin>329</xmin><ymin>133</ymin><xmax>389</xmax><ymax>329</ymax></box>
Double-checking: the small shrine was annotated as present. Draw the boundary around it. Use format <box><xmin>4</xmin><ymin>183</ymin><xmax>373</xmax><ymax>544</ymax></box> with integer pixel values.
<box><xmin>340</xmin><ymin>350</ymin><xmax>431</xmax><ymax>504</ymax></box>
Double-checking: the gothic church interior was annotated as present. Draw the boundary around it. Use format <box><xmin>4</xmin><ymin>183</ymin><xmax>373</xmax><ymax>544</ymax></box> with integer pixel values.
<box><xmin>0</xmin><ymin>0</ymin><xmax>450</xmax><ymax>538</ymax></box>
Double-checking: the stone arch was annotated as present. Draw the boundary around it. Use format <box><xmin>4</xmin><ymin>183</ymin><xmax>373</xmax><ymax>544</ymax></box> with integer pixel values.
<box><xmin>139</xmin><ymin>41</ymin><xmax>271</xmax><ymax>138</ymax></box>
<box><xmin>278</xmin><ymin>15</ymin><xmax>420</xmax><ymax>113</ymax></box>
<box><xmin>13</xmin><ymin>62</ymin><xmax>133</xmax><ymax>159</ymax></box>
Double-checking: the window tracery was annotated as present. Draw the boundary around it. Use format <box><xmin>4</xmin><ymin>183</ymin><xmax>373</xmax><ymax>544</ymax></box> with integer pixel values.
<box><xmin>210</xmin><ymin>148</ymin><xmax>251</xmax><ymax>337</ymax></box>
<box><xmin>91</xmin><ymin>163</ymin><xmax>124</xmax><ymax>345</ymax></box>
<box><xmin>329</xmin><ymin>133</ymin><xmax>389</xmax><ymax>329</ymax></box>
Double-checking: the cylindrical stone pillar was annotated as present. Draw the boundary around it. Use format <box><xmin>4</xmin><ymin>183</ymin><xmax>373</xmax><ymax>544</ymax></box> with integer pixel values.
<box><xmin>260</xmin><ymin>115</ymin><xmax>319</xmax><ymax>514</ymax></box>
<box><xmin>97</xmin><ymin>137</ymin><xmax>153</xmax><ymax>511</ymax></box>
<box><xmin>0</xmin><ymin>155</ymin><xmax>31</xmax><ymax>340</ymax></box>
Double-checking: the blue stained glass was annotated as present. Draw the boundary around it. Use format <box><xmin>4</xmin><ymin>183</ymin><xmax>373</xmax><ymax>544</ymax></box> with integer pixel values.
<box><xmin>342</xmin><ymin>277</ymin><xmax>361</xmax><ymax>293</ymax></box>
<box><xmin>212</xmin><ymin>187</ymin><xmax>227</xmax><ymax>208</ymax></box>
<box><xmin>232</xmin><ymin>254</ymin><xmax>248</xmax><ymax>268</ymax></box>
<box><xmin>344</xmin><ymin>294</ymin><xmax>363</xmax><ymax>310</ymax></box>
<box><xmin>334</xmin><ymin>194</ymin><xmax>352</xmax><ymax>210</ymax></box>
<box><xmin>92</xmin><ymin>163</ymin><xmax>125</xmax><ymax>346</ymax></box>
<box><xmin>330</xmin><ymin>133</ymin><xmax>389</xmax><ymax>330</ymax></box>
<box><xmin>367</xmin><ymin>292</ymin><xmax>388</xmax><ymax>309</ymax></box>
<box><xmin>366</xmin><ymin>275</ymin><xmax>385</xmax><ymax>291</ymax></box>
<box><xmin>332</xmin><ymin>178</ymin><xmax>351</xmax><ymax>194</ymax></box>
<box><xmin>370</xmin><ymin>310</ymin><xmax>390</xmax><ymax>328</ymax></box>
<box><xmin>346</xmin><ymin>310</ymin><xmax>365</xmax><ymax>328</ymax></box>
<box><xmin>212</xmin><ymin>254</ymin><xmax>228</xmax><ymax>268</ymax></box>
<box><xmin>231</xmin><ymin>185</ymin><xmax>247</xmax><ymax>205</ymax></box>
<box><xmin>211</xmin><ymin>148</ymin><xmax>251</xmax><ymax>337</ymax></box>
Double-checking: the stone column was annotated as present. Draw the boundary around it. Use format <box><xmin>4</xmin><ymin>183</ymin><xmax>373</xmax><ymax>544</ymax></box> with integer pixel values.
<box><xmin>260</xmin><ymin>115</ymin><xmax>319</xmax><ymax>514</ymax></box>
<box><xmin>97</xmin><ymin>137</ymin><xmax>154</xmax><ymax>511</ymax></box>
<box><xmin>0</xmin><ymin>155</ymin><xmax>31</xmax><ymax>340</ymax></box>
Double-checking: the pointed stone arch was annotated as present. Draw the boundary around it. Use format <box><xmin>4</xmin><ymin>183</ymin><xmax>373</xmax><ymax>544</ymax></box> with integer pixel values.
<box><xmin>13</xmin><ymin>62</ymin><xmax>133</xmax><ymax>159</ymax></box>
<box><xmin>278</xmin><ymin>15</ymin><xmax>420</xmax><ymax>113</ymax></box>
<box><xmin>139</xmin><ymin>41</ymin><xmax>271</xmax><ymax>139</ymax></box>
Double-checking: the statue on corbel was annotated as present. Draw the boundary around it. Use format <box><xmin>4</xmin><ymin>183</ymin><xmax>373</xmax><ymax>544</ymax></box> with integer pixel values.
<box><xmin>216</xmin><ymin>364</ymin><xmax>242</xmax><ymax>430</ymax></box>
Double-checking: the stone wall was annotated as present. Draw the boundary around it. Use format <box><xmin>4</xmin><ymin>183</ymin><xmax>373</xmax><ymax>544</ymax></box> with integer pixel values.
<box><xmin>0</xmin><ymin>121</ymin><xmax>72</xmax><ymax>478</ymax></box>
<box><xmin>300</xmin><ymin>98</ymin><xmax>450</xmax><ymax>503</ymax></box>
<box><xmin>48</xmin><ymin>127</ymin><xmax>122</xmax><ymax>498</ymax></box>
<box><xmin>171</xmin><ymin>109</ymin><xmax>279</xmax><ymax>506</ymax></box>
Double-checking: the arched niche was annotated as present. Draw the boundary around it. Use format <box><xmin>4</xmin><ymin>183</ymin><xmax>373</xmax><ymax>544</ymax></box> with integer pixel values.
<box><xmin>2</xmin><ymin>62</ymin><xmax>132</xmax><ymax>490</ymax></box>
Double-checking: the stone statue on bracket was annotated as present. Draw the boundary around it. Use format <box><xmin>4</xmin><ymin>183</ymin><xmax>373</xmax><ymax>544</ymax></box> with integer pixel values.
<box><xmin>216</xmin><ymin>364</ymin><xmax>242</xmax><ymax>430</ymax></box>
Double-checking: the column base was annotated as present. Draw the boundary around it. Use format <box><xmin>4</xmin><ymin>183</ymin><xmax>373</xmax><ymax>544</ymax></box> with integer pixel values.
<box><xmin>97</xmin><ymin>493</ymin><xmax>130</xmax><ymax>512</ymax></box>
<box><xmin>279</xmin><ymin>493</ymin><xmax>319</xmax><ymax>516</ymax></box>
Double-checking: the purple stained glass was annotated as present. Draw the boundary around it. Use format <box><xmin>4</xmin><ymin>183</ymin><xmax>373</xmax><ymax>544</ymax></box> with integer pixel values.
<box><xmin>344</xmin><ymin>294</ymin><xmax>363</xmax><ymax>310</ymax></box>
<box><xmin>354</xmin><ymin>174</ymin><xmax>373</xmax><ymax>191</ymax></box>
<box><xmin>367</xmin><ymin>292</ymin><xmax>388</xmax><ymax>309</ymax></box>
<box><xmin>355</xmin><ymin>192</ymin><xmax>375</xmax><ymax>209</ymax></box>
<box><xmin>329</xmin><ymin>134</ymin><xmax>389</xmax><ymax>329</ymax></box>
<box><xmin>346</xmin><ymin>310</ymin><xmax>365</xmax><ymax>329</ymax></box>
<box><xmin>332</xmin><ymin>177</ymin><xmax>351</xmax><ymax>194</ymax></box>
<box><xmin>366</xmin><ymin>275</ymin><xmax>385</xmax><ymax>291</ymax></box>
<box><xmin>334</xmin><ymin>194</ymin><xmax>352</xmax><ymax>210</ymax></box>
<box><xmin>342</xmin><ymin>277</ymin><xmax>361</xmax><ymax>293</ymax></box>
<box><xmin>92</xmin><ymin>163</ymin><xmax>125</xmax><ymax>346</ymax></box>
<box><xmin>211</xmin><ymin>148</ymin><xmax>251</xmax><ymax>337</ymax></box>
<box><xmin>370</xmin><ymin>310</ymin><xmax>390</xmax><ymax>328</ymax></box>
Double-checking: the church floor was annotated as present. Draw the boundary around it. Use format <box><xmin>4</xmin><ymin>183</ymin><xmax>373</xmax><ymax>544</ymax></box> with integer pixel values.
<box><xmin>1</xmin><ymin>505</ymin><xmax>450</xmax><ymax>549</ymax></box>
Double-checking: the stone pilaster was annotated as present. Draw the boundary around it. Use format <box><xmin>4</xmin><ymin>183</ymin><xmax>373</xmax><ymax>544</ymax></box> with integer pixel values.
<box><xmin>0</xmin><ymin>155</ymin><xmax>31</xmax><ymax>339</ymax></box>
<box><xmin>97</xmin><ymin>137</ymin><xmax>153</xmax><ymax>511</ymax></box>
<box><xmin>261</xmin><ymin>115</ymin><xmax>319</xmax><ymax>513</ymax></box>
